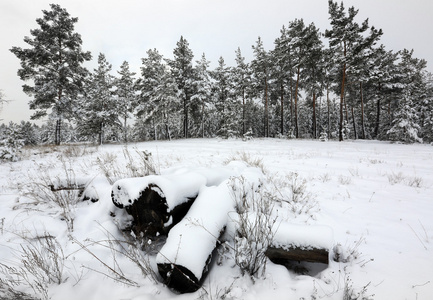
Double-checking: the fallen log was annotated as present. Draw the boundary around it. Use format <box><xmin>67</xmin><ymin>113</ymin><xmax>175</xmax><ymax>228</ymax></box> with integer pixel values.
<box><xmin>111</xmin><ymin>163</ymin><xmax>250</xmax><ymax>237</ymax></box>
<box><xmin>266</xmin><ymin>223</ymin><xmax>333</xmax><ymax>266</ymax></box>
<box><xmin>266</xmin><ymin>246</ymin><xmax>329</xmax><ymax>265</ymax></box>
<box><xmin>111</xmin><ymin>172</ymin><xmax>207</xmax><ymax>237</ymax></box>
<box><xmin>156</xmin><ymin>181</ymin><xmax>234</xmax><ymax>293</ymax></box>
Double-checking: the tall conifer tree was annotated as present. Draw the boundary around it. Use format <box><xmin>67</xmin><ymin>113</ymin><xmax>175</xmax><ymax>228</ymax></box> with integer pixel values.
<box><xmin>115</xmin><ymin>61</ymin><xmax>137</xmax><ymax>143</ymax></box>
<box><xmin>251</xmin><ymin>37</ymin><xmax>270</xmax><ymax>137</ymax></box>
<box><xmin>168</xmin><ymin>36</ymin><xmax>195</xmax><ymax>138</ymax></box>
<box><xmin>78</xmin><ymin>53</ymin><xmax>118</xmax><ymax>145</ymax></box>
<box><xmin>325</xmin><ymin>0</ymin><xmax>382</xmax><ymax>141</ymax></box>
<box><xmin>10</xmin><ymin>4</ymin><xmax>91</xmax><ymax>145</ymax></box>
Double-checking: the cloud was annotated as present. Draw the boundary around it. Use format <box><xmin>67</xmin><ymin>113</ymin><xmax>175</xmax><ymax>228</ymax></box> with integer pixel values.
<box><xmin>1</xmin><ymin>0</ymin><xmax>432</xmax><ymax>124</ymax></box>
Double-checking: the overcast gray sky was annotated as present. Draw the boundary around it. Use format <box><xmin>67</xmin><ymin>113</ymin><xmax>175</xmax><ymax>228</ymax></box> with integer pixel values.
<box><xmin>1</xmin><ymin>0</ymin><xmax>432</xmax><ymax>124</ymax></box>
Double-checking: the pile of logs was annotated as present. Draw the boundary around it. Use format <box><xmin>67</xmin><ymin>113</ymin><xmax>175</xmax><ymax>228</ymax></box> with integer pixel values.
<box><xmin>110</xmin><ymin>170</ymin><xmax>334</xmax><ymax>294</ymax></box>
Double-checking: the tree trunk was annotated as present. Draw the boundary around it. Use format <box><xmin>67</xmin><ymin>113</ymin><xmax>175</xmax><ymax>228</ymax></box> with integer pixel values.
<box><xmin>318</xmin><ymin>96</ymin><xmax>322</xmax><ymax>137</ymax></box>
<box><xmin>55</xmin><ymin>119</ymin><xmax>61</xmax><ymax>146</ymax></box>
<box><xmin>242</xmin><ymin>85</ymin><xmax>246</xmax><ymax>136</ymax></box>
<box><xmin>312</xmin><ymin>91</ymin><xmax>317</xmax><ymax>139</ymax></box>
<box><xmin>201</xmin><ymin>102</ymin><xmax>205</xmax><ymax>138</ymax></box>
<box><xmin>351</xmin><ymin>106</ymin><xmax>357</xmax><ymax>139</ymax></box>
<box><xmin>264</xmin><ymin>70</ymin><xmax>269</xmax><ymax>137</ymax></box>
<box><xmin>153</xmin><ymin>118</ymin><xmax>157</xmax><ymax>141</ymax></box>
<box><xmin>184</xmin><ymin>94</ymin><xmax>189</xmax><ymax>139</ymax></box>
<box><xmin>327</xmin><ymin>83</ymin><xmax>331</xmax><ymax>139</ymax></box>
<box><xmin>165</xmin><ymin>112</ymin><xmax>171</xmax><ymax>141</ymax></box>
<box><xmin>360</xmin><ymin>82</ymin><xmax>366</xmax><ymax>139</ymax></box>
<box><xmin>98</xmin><ymin>122</ymin><xmax>104</xmax><ymax>145</ymax></box>
<box><xmin>290</xmin><ymin>70</ymin><xmax>294</xmax><ymax>130</ymax></box>
<box><xmin>295</xmin><ymin>65</ymin><xmax>300</xmax><ymax>138</ymax></box>
<box><xmin>339</xmin><ymin>41</ymin><xmax>347</xmax><ymax>142</ymax></box>
<box><xmin>344</xmin><ymin>95</ymin><xmax>349</xmax><ymax>123</ymax></box>
<box><xmin>280</xmin><ymin>82</ymin><xmax>284</xmax><ymax>135</ymax></box>
<box><xmin>375</xmin><ymin>98</ymin><xmax>381</xmax><ymax>138</ymax></box>
<box><xmin>124</xmin><ymin>116</ymin><xmax>128</xmax><ymax>143</ymax></box>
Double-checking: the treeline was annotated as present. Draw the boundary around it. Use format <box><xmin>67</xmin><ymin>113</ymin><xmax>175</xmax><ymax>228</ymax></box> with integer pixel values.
<box><xmin>8</xmin><ymin>1</ymin><xmax>433</xmax><ymax>145</ymax></box>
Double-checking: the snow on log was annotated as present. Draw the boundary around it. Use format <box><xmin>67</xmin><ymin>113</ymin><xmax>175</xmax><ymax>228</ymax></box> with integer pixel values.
<box><xmin>49</xmin><ymin>176</ymin><xmax>89</xmax><ymax>192</ymax></box>
<box><xmin>266</xmin><ymin>223</ymin><xmax>333</xmax><ymax>265</ymax></box>
<box><xmin>156</xmin><ymin>181</ymin><xmax>234</xmax><ymax>293</ymax></box>
<box><xmin>111</xmin><ymin>162</ymin><xmax>250</xmax><ymax>237</ymax></box>
<box><xmin>111</xmin><ymin>172</ymin><xmax>207</xmax><ymax>236</ymax></box>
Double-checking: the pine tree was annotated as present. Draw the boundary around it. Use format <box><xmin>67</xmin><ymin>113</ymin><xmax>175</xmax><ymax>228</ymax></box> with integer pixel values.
<box><xmin>0</xmin><ymin>122</ymin><xmax>24</xmax><ymax>161</ymax></box>
<box><xmin>213</xmin><ymin>57</ymin><xmax>240</xmax><ymax>138</ymax></box>
<box><xmin>10</xmin><ymin>4</ymin><xmax>91</xmax><ymax>145</ymax></box>
<box><xmin>232</xmin><ymin>48</ymin><xmax>252</xmax><ymax>136</ymax></box>
<box><xmin>286</xmin><ymin>19</ymin><xmax>323</xmax><ymax>138</ymax></box>
<box><xmin>365</xmin><ymin>45</ymin><xmax>399</xmax><ymax>139</ymax></box>
<box><xmin>387</xmin><ymin>49</ymin><xmax>426</xmax><ymax>143</ymax></box>
<box><xmin>167</xmin><ymin>36</ymin><xmax>195</xmax><ymax>138</ymax></box>
<box><xmin>251</xmin><ymin>37</ymin><xmax>271</xmax><ymax>137</ymax></box>
<box><xmin>192</xmin><ymin>54</ymin><xmax>212</xmax><ymax>137</ymax></box>
<box><xmin>115</xmin><ymin>61</ymin><xmax>137</xmax><ymax>142</ymax></box>
<box><xmin>138</xmin><ymin>49</ymin><xmax>179</xmax><ymax>140</ymax></box>
<box><xmin>301</xmin><ymin>22</ymin><xmax>325</xmax><ymax>139</ymax></box>
<box><xmin>325</xmin><ymin>1</ymin><xmax>382</xmax><ymax>141</ymax></box>
<box><xmin>78</xmin><ymin>53</ymin><xmax>119</xmax><ymax>144</ymax></box>
<box><xmin>272</xmin><ymin>26</ymin><xmax>295</xmax><ymax>136</ymax></box>
<box><xmin>420</xmin><ymin>71</ymin><xmax>433</xmax><ymax>143</ymax></box>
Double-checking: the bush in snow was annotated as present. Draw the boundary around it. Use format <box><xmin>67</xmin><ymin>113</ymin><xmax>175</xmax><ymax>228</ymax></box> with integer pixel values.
<box><xmin>229</xmin><ymin>176</ymin><xmax>277</xmax><ymax>279</ymax></box>
<box><xmin>0</xmin><ymin>234</ymin><xmax>65</xmax><ymax>300</ymax></box>
<box><xmin>271</xmin><ymin>172</ymin><xmax>318</xmax><ymax>218</ymax></box>
<box><xmin>19</xmin><ymin>156</ymin><xmax>80</xmax><ymax>232</ymax></box>
<box><xmin>96</xmin><ymin>147</ymin><xmax>157</xmax><ymax>185</ymax></box>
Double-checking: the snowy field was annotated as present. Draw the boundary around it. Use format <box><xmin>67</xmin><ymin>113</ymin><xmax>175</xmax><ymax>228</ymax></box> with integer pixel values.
<box><xmin>0</xmin><ymin>138</ymin><xmax>432</xmax><ymax>300</ymax></box>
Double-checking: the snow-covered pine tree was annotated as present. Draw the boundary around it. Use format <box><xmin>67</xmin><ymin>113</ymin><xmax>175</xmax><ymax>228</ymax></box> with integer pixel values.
<box><xmin>0</xmin><ymin>122</ymin><xmax>24</xmax><ymax>161</ymax></box>
<box><xmin>77</xmin><ymin>53</ymin><xmax>119</xmax><ymax>145</ymax></box>
<box><xmin>232</xmin><ymin>48</ymin><xmax>252</xmax><ymax>136</ymax></box>
<box><xmin>191</xmin><ymin>54</ymin><xmax>213</xmax><ymax>137</ymax></box>
<box><xmin>115</xmin><ymin>61</ymin><xmax>138</xmax><ymax>143</ymax></box>
<box><xmin>420</xmin><ymin>71</ymin><xmax>433</xmax><ymax>143</ymax></box>
<box><xmin>286</xmin><ymin>19</ymin><xmax>309</xmax><ymax>139</ymax></box>
<box><xmin>137</xmin><ymin>49</ymin><xmax>179</xmax><ymax>140</ymax></box>
<box><xmin>387</xmin><ymin>49</ymin><xmax>426</xmax><ymax>143</ymax></box>
<box><xmin>325</xmin><ymin>1</ymin><xmax>381</xmax><ymax>141</ymax></box>
<box><xmin>301</xmin><ymin>22</ymin><xmax>325</xmax><ymax>139</ymax></box>
<box><xmin>366</xmin><ymin>46</ymin><xmax>400</xmax><ymax>139</ymax></box>
<box><xmin>271</xmin><ymin>27</ymin><xmax>293</xmax><ymax>136</ymax></box>
<box><xmin>167</xmin><ymin>36</ymin><xmax>195</xmax><ymax>138</ymax></box>
<box><xmin>10</xmin><ymin>4</ymin><xmax>91</xmax><ymax>145</ymax></box>
<box><xmin>211</xmin><ymin>56</ymin><xmax>239</xmax><ymax>138</ymax></box>
<box><xmin>251</xmin><ymin>37</ymin><xmax>271</xmax><ymax>137</ymax></box>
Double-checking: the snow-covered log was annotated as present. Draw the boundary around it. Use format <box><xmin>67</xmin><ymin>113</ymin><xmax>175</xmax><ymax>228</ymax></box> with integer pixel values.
<box><xmin>49</xmin><ymin>176</ymin><xmax>90</xmax><ymax>193</ymax></box>
<box><xmin>266</xmin><ymin>224</ymin><xmax>333</xmax><ymax>265</ymax></box>
<box><xmin>111</xmin><ymin>172</ymin><xmax>207</xmax><ymax>236</ymax></box>
<box><xmin>156</xmin><ymin>181</ymin><xmax>234</xmax><ymax>293</ymax></box>
<box><xmin>111</xmin><ymin>163</ymin><xmax>249</xmax><ymax>237</ymax></box>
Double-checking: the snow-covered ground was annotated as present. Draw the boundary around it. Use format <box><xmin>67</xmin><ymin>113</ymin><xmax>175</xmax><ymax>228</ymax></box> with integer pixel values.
<box><xmin>0</xmin><ymin>138</ymin><xmax>432</xmax><ymax>300</ymax></box>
